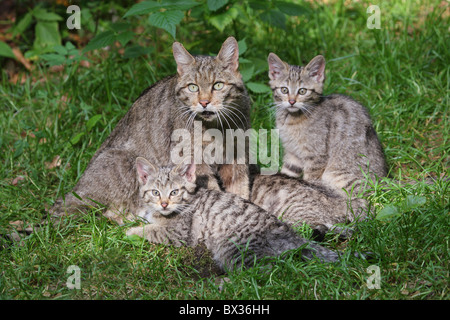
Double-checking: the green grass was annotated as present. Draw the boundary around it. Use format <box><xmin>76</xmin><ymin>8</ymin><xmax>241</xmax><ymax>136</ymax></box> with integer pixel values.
<box><xmin>0</xmin><ymin>0</ymin><xmax>448</xmax><ymax>300</ymax></box>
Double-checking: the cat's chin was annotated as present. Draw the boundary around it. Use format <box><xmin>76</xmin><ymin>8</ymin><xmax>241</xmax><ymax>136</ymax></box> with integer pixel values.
<box><xmin>198</xmin><ymin>111</ymin><xmax>217</xmax><ymax>121</ymax></box>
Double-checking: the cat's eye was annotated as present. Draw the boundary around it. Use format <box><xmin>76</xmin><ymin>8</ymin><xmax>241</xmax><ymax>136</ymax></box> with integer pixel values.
<box><xmin>188</xmin><ymin>84</ymin><xmax>199</xmax><ymax>92</ymax></box>
<box><xmin>298</xmin><ymin>88</ymin><xmax>307</xmax><ymax>95</ymax></box>
<box><xmin>151</xmin><ymin>190</ymin><xmax>160</xmax><ymax>197</ymax></box>
<box><xmin>213</xmin><ymin>82</ymin><xmax>224</xmax><ymax>91</ymax></box>
<box><xmin>170</xmin><ymin>189</ymin><xmax>179</xmax><ymax>196</ymax></box>
<box><xmin>280</xmin><ymin>87</ymin><xmax>289</xmax><ymax>94</ymax></box>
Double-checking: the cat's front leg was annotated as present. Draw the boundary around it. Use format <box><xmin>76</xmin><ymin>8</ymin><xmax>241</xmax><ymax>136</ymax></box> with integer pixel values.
<box><xmin>280</xmin><ymin>152</ymin><xmax>303</xmax><ymax>178</ymax></box>
<box><xmin>126</xmin><ymin>224</ymin><xmax>187</xmax><ymax>247</ymax></box>
<box><xmin>219</xmin><ymin>164</ymin><xmax>250</xmax><ymax>199</ymax></box>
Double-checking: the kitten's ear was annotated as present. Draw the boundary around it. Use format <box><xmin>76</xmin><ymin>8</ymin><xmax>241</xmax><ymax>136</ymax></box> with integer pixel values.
<box><xmin>216</xmin><ymin>36</ymin><xmax>239</xmax><ymax>73</ymax></box>
<box><xmin>172</xmin><ymin>42</ymin><xmax>195</xmax><ymax>75</ymax></box>
<box><xmin>304</xmin><ymin>55</ymin><xmax>326</xmax><ymax>84</ymax></box>
<box><xmin>136</xmin><ymin>157</ymin><xmax>156</xmax><ymax>185</ymax></box>
<box><xmin>268</xmin><ymin>53</ymin><xmax>289</xmax><ymax>81</ymax></box>
<box><xmin>174</xmin><ymin>159</ymin><xmax>196</xmax><ymax>183</ymax></box>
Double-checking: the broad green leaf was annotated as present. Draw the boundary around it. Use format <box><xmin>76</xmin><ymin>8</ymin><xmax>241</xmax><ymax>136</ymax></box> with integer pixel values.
<box><xmin>116</xmin><ymin>31</ymin><xmax>135</xmax><ymax>47</ymax></box>
<box><xmin>246</xmin><ymin>82</ymin><xmax>271</xmax><ymax>93</ymax></box>
<box><xmin>209</xmin><ymin>7</ymin><xmax>238</xmax><ymax>32</ymax></box>
<box><xmin>86</xmin><ymin>114</ymin><xmax>102</xmax><ymax>131</ymax></box>
<box><xmin>39</xmin><ymin>53</ymin><xmax>66</xmax><ymax>66</ymax></box>
<box><xmin>148</xmin><ymin>10</ymin><xmax>184</xmax><ymax>39</ymax></box>
<box><xmin>33</xmin><ymin>21</ymin><xmax>61</xmax><ymax>51</ymax></box>
<box><xmin>12</xmin><ymin>11</ymin><xmax>33</xmax><ymax>37</ymax></box>
<box><xmin>124</xmin><ymin>234</ymin><xmax>145</xmax><ymax>246</ymax></box>
<box><xmin>376</xmin><ymin>204</ymin><xmax>400</xmax><ymax>220</ymax></box>
<box><xmin>240</xmin><ymin>65</ymin><xmax>254</xmax><ymax>82</ymax></box>
<box><xmin>69</xmin><ymin>132</ymin><xmax>85</xmax><ymax>145</ymax></box>
<box><xmin>207</xmin><ymin>0</ymin><xmax>229</xmax><ymax>11</ymax></box>
<box><xmin>259</xmin><ymin>9</ymin><xmax>286</xmax><ymax>30</ymax></box>
<box><xmin>83</xmin><ymin>31</ymin><xmax>115</xmax><ymax>52</ymax></box>
<box><xmin>123</xmin><ymin>45</ymin><xmax>153</xmax><ymax>59</ymax></box>
<box><xmin>33</xmin><ymin>8</ymin><xmax>63</xmax><ymax>21</ymax></box>
<box><xmin>275</xmin><ymin>1</ymin><xmax>309</xmax><ymax>16</ymax></box>
<box><xmin>0</xmin><ymin>41</ymin><xmax>15</xmax><ymax>59</ymax></box>
<box><xmin>405</xmin><ymin>195</ymin><xmax>426</xmax><ymax>210</ymax></box>
<box><xmin>123</xmin><ymin>1</ymin><xmax>163</xmax><ymax>18</ymax></box>
<box><xmin>161</xmin><ymin>0</ymin><xmax>201</xmax><ymax>11</ymax></box>
<box><xmin>237</xmin><ymin>38</ymin><xmax>247</xmax><ymax>55</ymax></box>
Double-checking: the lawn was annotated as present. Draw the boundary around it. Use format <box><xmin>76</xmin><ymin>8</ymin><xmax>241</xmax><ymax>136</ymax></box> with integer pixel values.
<box><xmin>0</xmin><ymin>0</ymin><xmax>448</xmax><ymax>301</ymax></box>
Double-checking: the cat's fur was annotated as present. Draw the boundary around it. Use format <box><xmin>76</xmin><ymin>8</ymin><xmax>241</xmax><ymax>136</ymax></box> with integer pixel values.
<box><xmin>251</xmin><ymin>173</ymin><xmax>366</xmax><ymax>238</ymax></box>
<box><xmin>126</xmin><ymin>157</ymin><xmax>339</xmax><ymax>272</ymax></box>
<box><xmin>50</xmin><ymin>37</ymin><xmax>251</xmax><ymax>221</ymax></box>
<box><xmin>268</xmin><ymin>53</ymin><xmax>387</xmax><ymax>203</ymax></box>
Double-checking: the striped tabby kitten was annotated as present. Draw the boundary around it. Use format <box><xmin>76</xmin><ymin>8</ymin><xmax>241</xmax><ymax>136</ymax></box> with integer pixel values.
<box><xmin>51</xmin><ymin>37</ymin><xmax>251</xmax><ymax>221</ymax></box>
<box><xmin>127</xmin><ymin>157</ymin><xmax>339</xmax><ymax>271</ymax></box>
<box><xmin>268</xmin><ymin>53</ymin><xmax>387</xmax><ymax>202</ymax></box>
<box><xmin>251</xmin><ymin>174</ymin><xmax>366</xmax><ymax>239</ymax></box>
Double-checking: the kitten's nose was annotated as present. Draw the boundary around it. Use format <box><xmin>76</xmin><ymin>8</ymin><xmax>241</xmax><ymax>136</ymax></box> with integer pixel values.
<box><xmin>289</xmin><ymin>100</ymin><xmax>296</xmax><ymax>105</ymax></box>
<box><xmin>199</xmin><ymin>100</ymin><xmax>210</xmax><ymax>108</ymax></box>
<box><xmin>161</xmin><ymin>202</ymin><xmax>168</xmax><ymax>209</ymax></box>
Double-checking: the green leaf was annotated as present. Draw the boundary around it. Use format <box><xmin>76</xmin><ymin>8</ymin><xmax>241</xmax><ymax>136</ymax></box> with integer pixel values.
<box><xmin>69</xmin><ymin>132</ymin><xmax>85</xmax><ymax>145</ymax></box>
<box><xmin>34</xmin><ymin>21</ymin><xmax>61</xmax><ymax>51</ymax></box>
<box><xmin>246</xmin><ymin>82</ymin><xmax>271</xmax><ymax>93</ymax></box>
<box><xmin>207</xmin><ymin>0</ymin><xmax>229</xmax><ymax>11</ymax></box>
<box><xmin>148</xmin><ymin>10</ymin><xmax>184</xmax><ymax>39</ymax></box>
<box><xmin>116</xmin><ymin>31</ymin><xmax>135</xmax><ymax>47</ymax></box>
<box><xmin>376</xmin><ymin>204</ymin><xmax>400</xmax><ymax>221</ymax></box>
<box><xmin>161</xmin><ymin>0</ymin><xmax>201</xmax><ymax>11</ymax></box>
<box><xmin>86</xmin><ymin>114</ymin><xmax>102</xmax><ymax>131</ymax></box>
<box><xmin>240</xmin><ymin>65</ymin><xmax>254</xmax><ymax>82</ymax></box>
<box><xmin>123</xmin><ymin>45</ymin><xmax>153</xmax><ymax>59</ymax></box>
<box><xmin>33</xmin><ymin>8</ymin><xmax>63</xmax><ymax>21</ymax></box>
<box><xmin>275</xmin><ymin>1</ymin><xmax>309</xmax><ymax>16</ymax></box>
<box><xmin>39</xmin><ymin>53</ymin><xmax>66</xmax><ymax>66</ymax></box>
<box><xmin>209</xmin><ymin>7</ymin><xmax>238</xmax><ymax>32</ymax></box>
<box><xmin>0</xmin><ymin>41</ymin><xmax>15</xmax><ymax>59</ymax></box>
<box><xmin>123</xmin><ymin>1</ymin><xmax>163</xmax><ymax>18</ymax></box>
<box><xmin>237</xmin><ymin>38</ymin><xmax>247</xmax><ymax>55</ymax></box>
<box><xmin>404</xmin><ymin>195</ymin><xmax>426</xmax><ymax>210</ymax></box>
<box><xmin>124</xmin><ymin>234</ymin><xmax>145</xmax><ymax>246</ymax></box>
<box><xmin>12</xmin><ymin>11</ymin><xmax>33</xmax><ymax>37</ymax></box>
<box><xmin>259</xmin><ymin>9</ymin><xmax>286</xmax><ymax>30</ymax></box>
<box><xmin>83</xmin><ymin>31</ymin><xmax>116</xmax><ymax>52</ymax></box>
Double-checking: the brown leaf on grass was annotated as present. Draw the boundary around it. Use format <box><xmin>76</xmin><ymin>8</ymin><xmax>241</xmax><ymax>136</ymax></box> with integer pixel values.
<box><xmin>12</xmin><ymin>47</ymin><xmax>33</xmax><ymax>71</ymax></box>
<box><xmin>11</xmin><ymin>176</ymin><xmax>25</xmax><ymax>185</ymax></box>
<box><xmin>45</xmin><ymin>155</ymin><xmax>62</xmax><ymax>169</ymax></box>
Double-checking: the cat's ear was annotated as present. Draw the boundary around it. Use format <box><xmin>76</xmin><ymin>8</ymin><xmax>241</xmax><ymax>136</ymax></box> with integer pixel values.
<box><xmin>304</xmin><ymin>55</ymin><xmax>326</xmax><ymax>84</ymax></box>
<box><xmin>268</xmin><ymin>53</ymin><xmax>289</xmax><ymax>81</ymax></box>
<box><xmin>172</xmin><ymin>42</ymin><xmax>195</xmax><ymax>75</ymax></box>
<box><xmin>174</xmin><ymin>159</ymin><xmax>196</xmax><ymax>183</ymax></box>
<box><xmin>136</xmin><ymin>157</ymin><xmax>156</xmax><ymax>185</ymax></box>
<box><xmin>216</xmin><ymin>36</ymin><xmax>239</xmax><ymax>73</ymax></box>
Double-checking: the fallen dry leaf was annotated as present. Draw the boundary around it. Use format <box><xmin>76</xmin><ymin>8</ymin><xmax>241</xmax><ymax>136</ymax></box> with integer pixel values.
<box><xmin>12</xmin><ymin>47</ymin><xmax>32</xmax><ymax>71</ymax></box>
<box><xmin>11</xmin><ymin>175</ymin><xmax>25</xmax><ymax>185</ymax></box>
<box><xmin>45</xmin><ymin>155</ymin><xmax>62</xmax><ymax>169</ymax></box>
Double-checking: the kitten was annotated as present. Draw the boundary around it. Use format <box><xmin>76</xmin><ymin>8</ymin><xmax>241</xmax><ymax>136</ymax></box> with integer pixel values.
<box><xmin>126</xmin><ymin>157</ymin><xmax>339</xmax><ymax>272</ymax></box>
<box><xmin>51</xmin><ymin>37</ymin><xmax>251</xmax><ymax>221</ymax></box>
<box><xmin>251</xmin><ymin>173</ymin><xmax>366</xmax><ymax>239</ymax></box>
<box><xmin>268</xmin><ymin>53</ymin><xmax>387</xmax><ymax>203</ymax></box>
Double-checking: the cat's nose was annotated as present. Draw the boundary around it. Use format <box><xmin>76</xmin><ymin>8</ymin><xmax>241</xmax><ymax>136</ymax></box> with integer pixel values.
<box><xmin>289</xmin><ymin>100</ymin><xmax>296</xmax><ymax>105</ymax></box>
<box><xmin>199</xmin><ymin>100</ymin><xmax>210</xmax><ymax>108</ymax></box>
<box><xmin>161</xmin><ymin>202</ymin><xmax>168</xmax><ymax>209</ymax></box>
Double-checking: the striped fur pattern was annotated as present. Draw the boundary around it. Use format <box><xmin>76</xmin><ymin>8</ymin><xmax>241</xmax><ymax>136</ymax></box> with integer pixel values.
<box><xmin>268</xmin><ymin>53</ymin><xmax>387</xmax><ymax>200</ymax></box>
<box><xmin>251</xmin><ymin>174</ymin><xmax>367</xmax><ymax>237</ymax></box>
<box><xmin>50</xmin><ymin>37</ymin><xmax>251</xmax><ymax>220</ymax></box>
<box><xmin>127</xmin><ymin>160</ymin><xmax>339</xmax><ymax>272</ymax></box>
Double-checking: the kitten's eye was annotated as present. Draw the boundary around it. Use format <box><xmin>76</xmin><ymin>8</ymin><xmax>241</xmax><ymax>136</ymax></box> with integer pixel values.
<box><xmin>170</xmin><ymin>189</ymin><xmax>179</xmax><ymax>196</ymax></box>
<box><xmin>188</xmin><ymin>84</ymin><xmax>199</xmax><ymax>92</ymax></box>
<box><xmin>280</xmin><ymin>87</ymin><xmax>289</xmax><ymax>94</ymax></box>
<box><xmin>298</xmin><ymin>88</ymin><xmax>307</xmax><ymax>95</ymax></box>
<box><xmin>151</xmin><ymin>190</ymin><xmax>160</xmax><ymax>197</ymax></box>
<box><xmin>213</xmin><ymin>82</ymin><xmax>224</xmax><ymax>91</ymax></box>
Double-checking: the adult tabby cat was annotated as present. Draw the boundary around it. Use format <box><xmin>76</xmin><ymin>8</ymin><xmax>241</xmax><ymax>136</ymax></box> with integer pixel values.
<box><xmin>51</xmin><ymin>37</ymin><xmax>251</xmax><ymax>221</ymax></box>
<box><xmin>126</xmin><ymin>157</ymin><xmax>339</xmax><ymax>271</ymax></box>
<box><xmin>268</xmin><ymin>53</ymin><xmax>387</xmax><ymax>201</ymax></box>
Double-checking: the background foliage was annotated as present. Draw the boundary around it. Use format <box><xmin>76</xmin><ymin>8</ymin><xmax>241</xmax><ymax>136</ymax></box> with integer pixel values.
<box><xmin>0</xmin><ymin>0</ymin><xmax>448</xmax><ymax>300</ymax></box>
